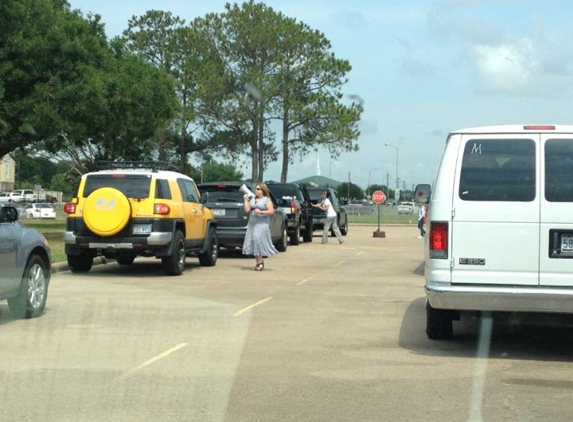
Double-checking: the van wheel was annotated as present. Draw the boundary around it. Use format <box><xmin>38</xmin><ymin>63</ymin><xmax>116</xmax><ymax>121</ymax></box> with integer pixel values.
<box><xmin>289</xmin><ymin>223</ymin><xmax>300</xmax><ymax>245</ymax></box>
<box><xmin>67</xmin><ymin>254</ymin><xmax>93</xmax><ymax>273</ymax></box>
<box><xmin>426</xmin><ymin>301</ymin><xmax>453</xmax><ymax>340</ymax></box>
<box><xmin>162</xmin><ymin>230</ymin><xmax>186</xmax><ymax>276</ymax></box>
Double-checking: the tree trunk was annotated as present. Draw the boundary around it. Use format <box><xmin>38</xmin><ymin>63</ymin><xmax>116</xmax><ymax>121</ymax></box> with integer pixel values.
<box><xmin>280</xmin><ymin>109</ymin><xmax>289</xmax><ymax>183</ymax></box>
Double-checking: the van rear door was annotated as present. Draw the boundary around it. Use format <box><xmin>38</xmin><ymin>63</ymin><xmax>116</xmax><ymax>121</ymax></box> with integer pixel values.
<box><xmin>540</xmin><ymin>134</ymin><xmax>573</xmax><ymax>286</ymax></box>
<box><xmin>451</xmin><ymin>134</ymin><xmax>539</xmax><ymax>286</ymax></box>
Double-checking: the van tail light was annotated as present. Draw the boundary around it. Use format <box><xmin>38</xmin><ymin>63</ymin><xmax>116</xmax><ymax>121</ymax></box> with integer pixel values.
<box><xmin>154</xmin><ymin>203</ymin><xmax>170</xmax><ymax>215</ymax></box>
<box><xmin>290</xmin><ymin>199</ymin><xmax>298</xmax><ymax>214</ymax></box>
<box><xmin>523</xmin><ymin>125</ymin><xmax>555</xmax><ymax>130</ymax></box>
<box><xmin>429</xmin><ymin>221</ymin><xmax>448</xmax><ymax>259</ymax></box>
<box><xmin>63</xmin><ymin>203</ymin><xmax>76</xmax><ymax>214</ymax></box>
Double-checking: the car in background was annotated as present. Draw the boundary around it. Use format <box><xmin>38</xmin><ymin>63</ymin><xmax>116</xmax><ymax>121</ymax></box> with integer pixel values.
<box><xmin>24</xmin><ymin>203</ymin><xmax>57</xmax><ymax>219</ymax></box>
<box><xmin>198</xmin><ymin>181</ymin><xmax>288</xmax><ymax>252</ymax></box>
<box><xmin>307</xmin><ymin>187</ymin><xmax>348</xmax><ymax>236</ymax></box>
<box><xmin>396</xmin><ymin>201</ymin><xmax>419</xmax><ymax>215</ymax></box>
<box><xmin>0</xmin><ymin>203</ymin><xmax>51</xmax><ymax>318</ymax></box>
<box><xmin>267</xmin><ymin>182</ymin><xmax>314</xmax><ymax>244</ymax></box>
<box><xmin>10</xmin><ymin>189</ymin><xmax>36</xmax><ymax>203</ymax></box>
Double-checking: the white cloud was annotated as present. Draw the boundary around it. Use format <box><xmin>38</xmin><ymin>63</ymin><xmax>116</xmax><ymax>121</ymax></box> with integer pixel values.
<box><xmin>474</xmin><ymin>39</ymin><xmax>538</xmax><ymax>94</ymax></box>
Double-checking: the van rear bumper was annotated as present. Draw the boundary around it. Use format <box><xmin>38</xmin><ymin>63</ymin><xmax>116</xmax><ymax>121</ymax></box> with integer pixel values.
<box><xmin>426</xmin><ymin>284</ymin><xmax>573</xmax><ymax>314</ymax></box>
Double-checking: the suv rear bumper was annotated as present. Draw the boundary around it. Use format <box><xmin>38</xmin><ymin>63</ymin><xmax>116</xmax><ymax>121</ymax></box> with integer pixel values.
<box><xmin>64</xmin><ymin>231</ymin><xmax>173</xmax><ymax>248</ymax></box>
<box><xmin>426</xmin><ymin>284</ymin><xmax>573</xmax><ymax>314</ymax></box>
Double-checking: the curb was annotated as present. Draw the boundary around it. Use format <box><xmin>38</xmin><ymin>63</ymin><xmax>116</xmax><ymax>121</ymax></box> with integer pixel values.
<box><xmin>51</xmin><ymin>256</ymin><xmax>108</xmax><ymax>274</ymax></box>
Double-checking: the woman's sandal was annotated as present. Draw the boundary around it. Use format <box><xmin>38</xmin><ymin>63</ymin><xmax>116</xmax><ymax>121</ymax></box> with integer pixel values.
<box><xmin>254</xmin><ymin>262</ymin><xmax>264</xmax><ymax>271</ymax></box>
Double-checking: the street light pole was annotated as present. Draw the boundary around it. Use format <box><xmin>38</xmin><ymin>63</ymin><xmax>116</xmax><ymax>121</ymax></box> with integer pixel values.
<box><xmin>384</xmin><ymin>142</ymin><xmax>399</xmax><ymax>191</ymax></box>
<box><xmin>367</xmin><ymin>168</ymin><xmax>379</xmax><ymax>197</ymax></box>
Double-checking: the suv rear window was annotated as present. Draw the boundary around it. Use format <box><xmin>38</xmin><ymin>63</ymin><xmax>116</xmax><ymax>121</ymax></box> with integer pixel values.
<box><xmin>458</xmin><ymin>139</ymin><xmax>536</xmax><ymax>202</ymax></box>
<box><xmin>268</xmin><ymin>184</ymin><xmax>301</xmax><ymax>200</ymax></box>
<box><xmin>307</xmin><ymin>189</ymin><xmax>324</xmax><ymax>202</ymax></box>
<box><xmin>84</xmin><ymin>174</ymin><xmax>152</xmax><ymax>198</ymax></box>
<box><xmin>198</xmin><ymin>185</ymin><xmax>244</xmax><ymax>203</ymax></box>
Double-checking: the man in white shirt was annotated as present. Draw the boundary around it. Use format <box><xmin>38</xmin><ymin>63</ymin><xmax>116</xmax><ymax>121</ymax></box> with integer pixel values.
<box><xmin>311</xmin><ymin>190</ymin><xmax>344</xmax><ymax>244</ymax></box>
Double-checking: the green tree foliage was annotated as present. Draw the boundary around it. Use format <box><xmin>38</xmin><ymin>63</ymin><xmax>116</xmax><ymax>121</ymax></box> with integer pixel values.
<box><xmin>192</xmin><ymin>1</ymin><xmax>360</xmax><ymax>182</ymax></box>
<box><xmin>1</xmin><ymin>0</ymin><xmax>177</xmax><ymax>174</ymax></box>
<box><xmin>187</xmin><ymin>159</ymin><xmax>244</xmax><ymax>184</ymax></box>
<box><xmin>337</xmin><ymin>182</ymin><xmax>364</xmax><ymax>201</ymax></box>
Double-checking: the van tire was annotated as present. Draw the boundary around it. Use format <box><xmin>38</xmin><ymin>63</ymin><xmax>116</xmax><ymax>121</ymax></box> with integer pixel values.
<box><xmin>426</xmin><ymin>301</ymin><xmax>453</xmax><ymax>340</ymax></box>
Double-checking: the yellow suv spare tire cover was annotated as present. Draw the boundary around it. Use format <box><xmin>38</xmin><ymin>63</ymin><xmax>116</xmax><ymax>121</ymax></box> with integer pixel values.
<box><xmin>83</xmin><ymin>187</ymin><xmax>131</xmax><ymax>236</ymax></box>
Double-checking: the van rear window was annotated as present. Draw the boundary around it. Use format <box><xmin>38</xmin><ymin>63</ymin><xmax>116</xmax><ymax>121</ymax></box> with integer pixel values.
<box><xmin>545</xmin><ymin>139</ymin><xmax>573</xmax><ymax>202</ymax></box>
<box><xmin>459</xmin><ymin>139</ymin><xmax>535</xmax><ymax>201</ymax></box>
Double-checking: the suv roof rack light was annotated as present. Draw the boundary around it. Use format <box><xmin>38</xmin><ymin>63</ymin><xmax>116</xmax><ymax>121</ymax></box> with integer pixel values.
<box><xmin>96</xmin><ymin>161</ymin><xmax>179</xmax><ymax>173</ymax></box>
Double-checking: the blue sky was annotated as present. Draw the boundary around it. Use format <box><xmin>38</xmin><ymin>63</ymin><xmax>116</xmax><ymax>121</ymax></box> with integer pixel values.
<box><xmin>69</xmin><ymin>0</ymin><xmax>573</xmax><ymax>191</ymax></box>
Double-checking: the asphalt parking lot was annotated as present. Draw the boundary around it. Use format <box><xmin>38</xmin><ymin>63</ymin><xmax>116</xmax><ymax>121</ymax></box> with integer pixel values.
<box><xmin>3</xmin><ymin>224</ymin><xmax>573</xmax><ymax>421</ymax></box>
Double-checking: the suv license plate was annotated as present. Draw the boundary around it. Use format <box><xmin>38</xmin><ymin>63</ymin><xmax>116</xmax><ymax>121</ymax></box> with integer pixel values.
<box><xmin>212</xmin><ymin>209</ymin><xmax>226</xmax><ymax>216</ymax></box>
<box><xmin>561</xmin><ymin>234</ymin><xmax>573</xmax><ymax>252</ymax></box>
<box><xmin>133</xmin><ymin>224</ymin><xmax>152</xmax><ymax>234</ymax></box>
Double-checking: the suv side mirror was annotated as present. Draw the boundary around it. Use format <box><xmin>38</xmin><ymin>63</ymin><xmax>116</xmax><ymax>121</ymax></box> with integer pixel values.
<box><xmin>414</xmin><ymin>184</ymin><xmax>432</xmax><ymax>203</ymax></box>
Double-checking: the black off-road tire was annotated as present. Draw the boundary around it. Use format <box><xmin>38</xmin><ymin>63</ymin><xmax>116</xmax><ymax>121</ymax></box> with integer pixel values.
<box><xmin>289</xmin><ymin>223</ymin><xmax>301</xmax><ymax>245</ymax></box>
<box><xmin>162</xmin><ymin>230</ymin><xmax>186</xmax><ymax>276</ymax></box>
<box><xmin>8</xmin><ymin>254</ymin><xmax>49</xmax><ymax>319</ymax></box>
<box><xmin>340</xmin><ymin>218</ymin><xmax>348</xmax><ymax>235</ymax></box>
<box><xmin>302</xmin><ymin>223</ymin><xmax>313</xmax><ymax>242</ymax></box>
<box><xmin>67</xmin><ymin>254</ymin><xmax>94</xmax><ymax>273</ymax></box>
<box><xmin>116</xmin><ymin>253</ymin><xmax>136</xmax><ymax>266</ymax></box>
<box><xmin>198</xmin><ymin>227</ymin><xmax>218</xmax><ymax>267</ymax></box>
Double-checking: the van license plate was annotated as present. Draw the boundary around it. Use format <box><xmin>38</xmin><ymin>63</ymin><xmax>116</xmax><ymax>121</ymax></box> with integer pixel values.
<box><xmin>212</xmin><ymin>209</ymin><xmax>226</xmax><ymax>216</ymax></box>
<box><xmin>561</xmin><ymin>234</ymin><xmax>573</xmax><ymax>252</ymax></box>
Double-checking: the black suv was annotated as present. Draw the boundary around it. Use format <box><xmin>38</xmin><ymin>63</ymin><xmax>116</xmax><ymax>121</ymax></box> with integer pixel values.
<box><xmin>198</xmin><ymin>181</ymin><xmax>288</xmax><ymax>252</ymax></box>
<box><xmin>267</xmin><ymin>182</ymin><xmax>313</xmax><ymax>244</ymax></box>
<box><xmin>307</xmin><ymin>187</ymin><xmax>348</xmax><ymax>236</ymax></box>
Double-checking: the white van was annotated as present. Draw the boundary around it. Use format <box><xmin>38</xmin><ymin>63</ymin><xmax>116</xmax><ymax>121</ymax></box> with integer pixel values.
<box><xmin>416</xmin><ymin>124</ymin><xmax>573</xmax><ymax>339</ymax></box>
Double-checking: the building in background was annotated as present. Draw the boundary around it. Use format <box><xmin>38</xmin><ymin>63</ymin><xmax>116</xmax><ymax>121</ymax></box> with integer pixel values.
<box><xmin>0</xmin><ymin>155</ymin><xmax>16</xmax><ymax>192</ymax></box>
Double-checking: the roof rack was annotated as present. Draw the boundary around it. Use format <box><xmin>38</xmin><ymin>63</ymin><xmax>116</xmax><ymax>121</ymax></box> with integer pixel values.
<box><xmin>96</xmin><ymin>161</ymin><xmax>180</xmax><ymax>173</ymax></box>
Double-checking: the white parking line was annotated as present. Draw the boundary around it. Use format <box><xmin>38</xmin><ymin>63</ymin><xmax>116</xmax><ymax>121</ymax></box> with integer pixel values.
<box><xmin>234</xmin><ymin>296</ymin><xmax>273</xmax><ymax>317</ymax></box>
<box><xmin>102</xmin><ymin>342</ymin><xmax>188</xmax><ymax>390</ymax></box>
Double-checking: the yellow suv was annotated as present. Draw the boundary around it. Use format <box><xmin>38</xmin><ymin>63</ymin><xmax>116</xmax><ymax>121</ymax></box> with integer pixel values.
<box><xmin>63</xmin><ymin>161</ymin><xmax>218</xmax><ymax>276</ymax></box>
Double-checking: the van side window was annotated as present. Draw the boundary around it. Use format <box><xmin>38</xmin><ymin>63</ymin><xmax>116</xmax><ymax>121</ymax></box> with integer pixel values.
<box><xmin>545</xmin><ymin>139</ymin><xmax>573</xmax><ymax>202</ymax></box>
<box><xmin>459</xmin><ymin>139</ymin><xmax>535</xmax><ymax>201</ymax></box>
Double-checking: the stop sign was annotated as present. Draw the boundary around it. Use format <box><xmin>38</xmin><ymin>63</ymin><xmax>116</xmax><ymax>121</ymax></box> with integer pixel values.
<box><xmin>372</xmin><ymin>190</ymin><xmax>386</xmax><ymax>204</ymax></box>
